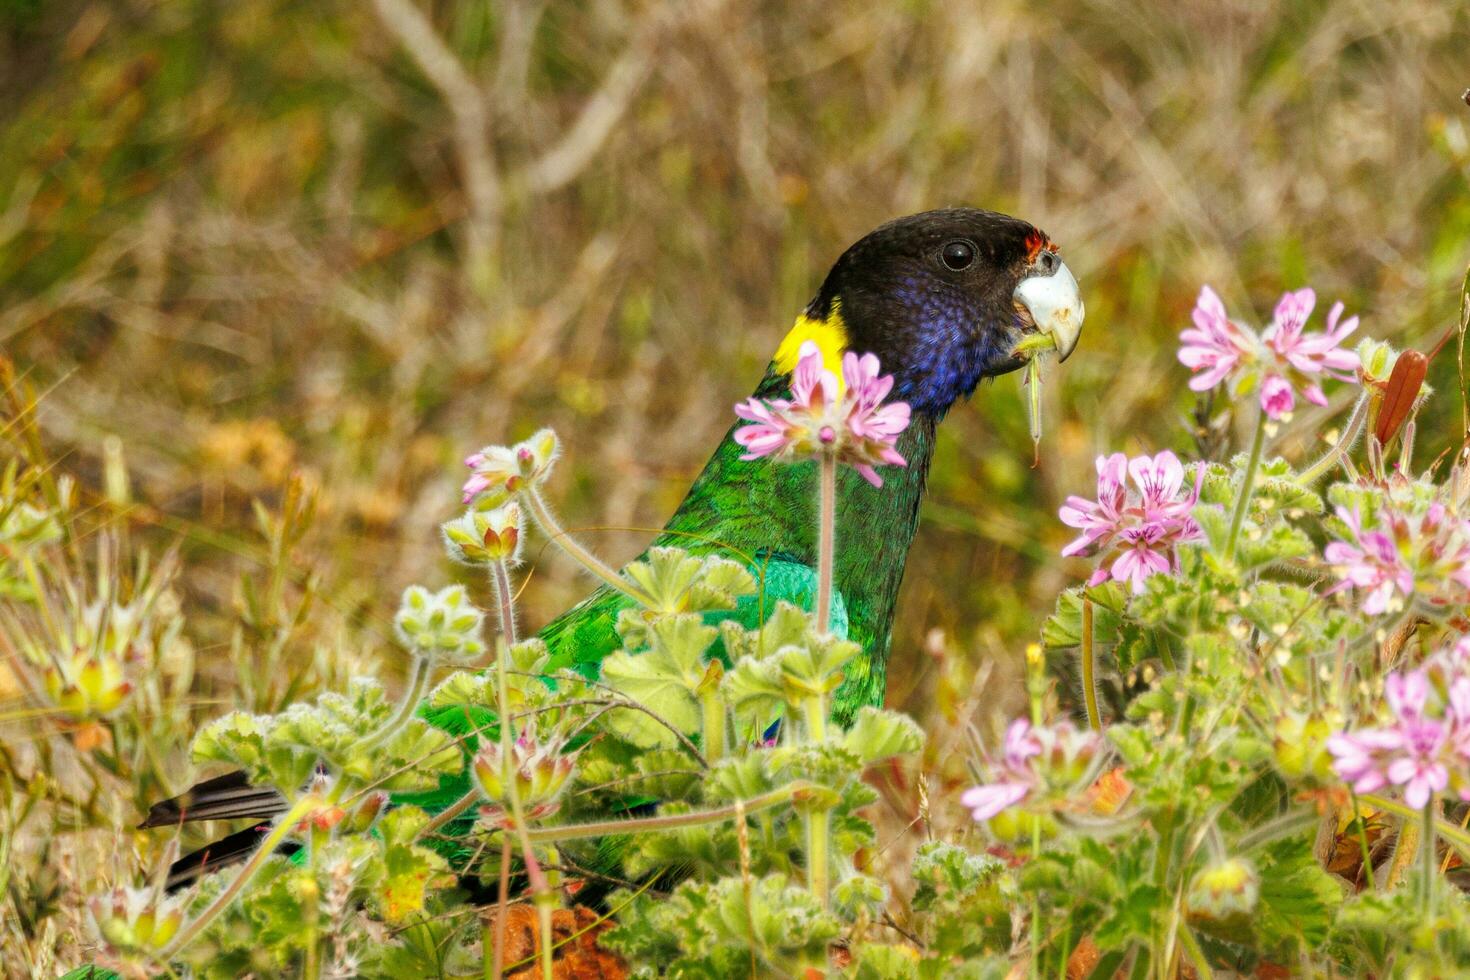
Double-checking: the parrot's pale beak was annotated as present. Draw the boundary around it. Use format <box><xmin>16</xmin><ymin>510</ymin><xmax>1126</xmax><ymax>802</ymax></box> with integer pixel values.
<box><xmin>1014</xmin><ymin>258</ymin><xmax>1085</xmax><ymax>362</ymax></box>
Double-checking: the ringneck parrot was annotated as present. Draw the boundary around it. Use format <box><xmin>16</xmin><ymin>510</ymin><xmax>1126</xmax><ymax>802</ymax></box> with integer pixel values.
<box><xmin>135</xmin><ymin>206</ymin><xmax>1085</xmax><ymax>892</ymax></box>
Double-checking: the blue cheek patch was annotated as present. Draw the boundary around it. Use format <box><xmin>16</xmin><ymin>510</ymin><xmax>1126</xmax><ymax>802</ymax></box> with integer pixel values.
<box><xmin>890</xmin><ymin>282</ymin><xmax>1007</xmax><ymax>414</ymax></box>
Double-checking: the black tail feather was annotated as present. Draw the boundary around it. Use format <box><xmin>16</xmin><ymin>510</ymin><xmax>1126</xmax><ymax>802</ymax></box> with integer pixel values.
<box><xmin>165</xmin><ymin>823</ymin><xmax>301</xmax><ymax>891</ymax></box>
<box><xmin>140</xmin><ymin>770</ymin><xmax>289</xmax><ymax>829</ymax></box>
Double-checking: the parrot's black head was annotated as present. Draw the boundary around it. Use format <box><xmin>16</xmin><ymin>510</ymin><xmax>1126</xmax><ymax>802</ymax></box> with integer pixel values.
<box><xmin>782</xmin><ymin>208</ymin><xmax>1084</xmax><ymax>417</ymax></box>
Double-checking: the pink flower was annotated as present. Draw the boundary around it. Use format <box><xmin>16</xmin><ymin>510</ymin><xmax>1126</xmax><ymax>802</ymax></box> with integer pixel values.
<box><xmin>1262</xmin><ymin>290</ymin><xmax>1360</xmax><ymax>386</ymax></box>
<box><xmin>1059</xmin><ymin>450</ymin><xmax>1204</xmax><ymax>594</ymax></box>
<box><xmin>1111</xmin><ymin>524</ymin><xmax>1174</xmax><ymax>592</ymax></box>
<box><xmin>961</xmin><ymin>718</ymin><xmax>1103</xmax><ymax>824</ymax></box>
<box><xmin>1178</xmin><ymin>286</ymin><xmax>1250</xmax><ymax>392</ymax></box>
<box><xmin>1259</xmin><ymin>375</ymin><xmax>1295</xmax><ymax>419</ymax></box>
<box><xmin>1323</xmin><ymin>492</ymin><xmax>1470</xmax><ymax>616</ymax></box>
<box><xmin>1178</xmin><ymin>284</ymin><xmax>1360</xmax><ymax>420</ymax></box>
<box><xmin>1326</xmin><ymin>729</ymin><xmax>1402</xmax><ymax>794</ymax></box>
<box><xmin>1329</xmin><ymin>664</ymin><xmax>1470</xmax><ymax>809</ymax></box>
<box><xmin>960</xmin><ymin>781</ymin><xmax>1032</xmax><ymax>821</ymax></box>
<box><xmin>1059</xmin><ymin>453</ymin><xmax>1128</xmax><ymax>557</ymax></box>
<box><xmin>734</xmin><ymin>341</ymin><xmax>912</xmax><ymax>487</ymax></box>
<box><xmin>462</xmin><ymin>430</ymin><xmax>560</xmax><ymax>504</ymax></box>
<box><xmin>1001</xmin><ymin>717</ymin><xmax>1043</xmax><ymax>770</ymax></box>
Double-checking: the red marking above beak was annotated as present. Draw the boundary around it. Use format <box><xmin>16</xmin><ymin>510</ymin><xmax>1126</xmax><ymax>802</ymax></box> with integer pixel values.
<box><xmin>1024</xmin><ymin>230</ymin><xmax>1056</xmax><ymax>265</ymax></box>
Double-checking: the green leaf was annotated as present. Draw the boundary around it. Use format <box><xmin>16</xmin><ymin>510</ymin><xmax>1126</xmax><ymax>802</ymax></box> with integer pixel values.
<box><xmin>1252</xmin><ymin>837</ymin><xmax>1343</xmax><ymax>954</ymax></box>
<box><xmin>1042</xmin><ymin>582</ymin><xmax>1128</xmax><ymax>650</ymax></box>
<box><xmin>841</xmin><ymin>706</ymin><xmax>923</xmax><ymax>764</ymax></box>
<box><xmin>600</xmin><ymin>613</ymin><xmax>717</xmax><ymax>747</ymax></box>
<box><xmin>373</xmin><ymin>807</ymin><xmax>453</xmax><ymax>924</ymax></box>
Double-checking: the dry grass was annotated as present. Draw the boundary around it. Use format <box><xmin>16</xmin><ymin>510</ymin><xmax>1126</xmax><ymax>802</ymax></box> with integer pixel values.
<box><xmin>1</xmin><ymin>0</ymin><xmax>1468</xmax><ymax>971</ymax></box>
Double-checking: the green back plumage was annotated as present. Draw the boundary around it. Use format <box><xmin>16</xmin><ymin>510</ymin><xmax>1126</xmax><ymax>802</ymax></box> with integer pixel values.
<box><xmin>541</xmin><ymin>364</ymin><xmax>938</xmax><ymax>721</ymax></box>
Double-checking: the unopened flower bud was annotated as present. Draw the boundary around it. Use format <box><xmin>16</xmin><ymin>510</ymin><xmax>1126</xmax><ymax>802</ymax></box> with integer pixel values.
<box><xmin>44</xmin><ymin>649</ymin><xmax>131</xmax><ymax>719</ymax></box>
<box><xmin>393</xmin><ymin>585</ymin><xmax>485</xmax><ymax>664</ymax></box>
<box><xmin>471</xmin><ymin>722</ymin><xmax>579</xmax><ymax>824</ymax></box>
<box><xmin>1036</xmin><ymin>721</ymin><xmax>1103</xmax><ymax>789</ymax></box>
<box><xmin>1272</xmin><ymin>710</ymin><xmax>1338</xmax><ymax>782</ymax></box>
<box><xmin>88</xmin><ymin>885</ymin><xmax>187</xmax><ymax>956</ymax></box>
<box><xmin>344</xmin><ymin>791</ymin><xmax>390</xmax><ymax>833</ymax></box>
<box><xmin>461</xmin><ymin>429</ymin><xmax>560</xmax><ymax>503</ymax></box>
<box><xmin>1188</xmin><ymin>858</ymin><xmax>1259</xmax><ymax>920</ymax></box>
<box><xmin>441</xmin><ymin>502</ymin><xmax>522</xmax><ymax>566</ymax></box>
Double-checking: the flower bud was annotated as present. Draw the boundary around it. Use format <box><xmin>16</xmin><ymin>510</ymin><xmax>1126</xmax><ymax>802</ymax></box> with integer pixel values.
<box><xmin>441</xmin><ymin>501</ymin><xmax>522</xmax><ymax>566</ymax></box>
<box><xmin>1355</xmin><ymin>338</ymin><xmax>1399</xmax><ymax>387</ymax></box>
<box><xmin>344</xmin><ymin>791</ymin><xmax>390</xmax><ymax>834</ymax></box>
<box><xmin>88</xmin><ymin>885</ymin><xmax>187</xmax><ymax>956</ymax></box>
<box><xmin>461</xmin><ymin>429</ymin><xmax>560</xmax><ymax>503</ymax></box>
<box><xmin>44</xmin><ymin>648</ymin><xmax>131</xmax><ymax>719</ymax></box>
<box><xmin>393</xmin><ymin>585</ymin><xmax>485</xmax><ymax>664</ymax></box>
<box><xmin>1187</xmin><ymin>857</ymin><xmax>1259</xmax><ymax>920</ymax></box>
<box><xmin>1036</xmin><ymin>721</ymin><xmax>1104</xmax><ymax>790</ymax></box>
<box><xmin>1272</xmin><ymin>710</ymin><xmax>1338</xmax><ymax>783</ymax></box>
<box><xmin>471</xmin><ymin>722</ymin><xmax>579</xmax><ymax>824</ymax></box>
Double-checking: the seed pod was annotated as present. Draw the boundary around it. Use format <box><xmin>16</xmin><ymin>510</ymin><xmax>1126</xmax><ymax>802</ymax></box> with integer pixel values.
<box><xmin>1375</xmin><ymin>349</ymin><xmax>1427</xmax><ymax>446</ymax></box>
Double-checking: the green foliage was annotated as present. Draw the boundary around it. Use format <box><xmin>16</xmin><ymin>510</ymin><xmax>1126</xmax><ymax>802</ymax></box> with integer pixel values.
<box><xmin>193</xmin><ymin>677</ymin><xmax>461</xmax><ymax>792</ymax></box>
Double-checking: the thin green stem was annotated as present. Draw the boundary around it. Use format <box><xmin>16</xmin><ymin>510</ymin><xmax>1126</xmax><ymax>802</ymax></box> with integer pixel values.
<box><xmin>1030</xmin><ymin>813</ymin><xmax>1042</xmax><ymax>980</ymax></box>
<box><xmin>701</xmin><ymin>692</ymin><xmax>726</xmax><ymax>763</ymax></box>
<box><xmin>303</xmin><ymin>824</ymin><xmax>325</xmax><ymax>980</ymax></box>
<box><xmin>494</xmin><ymin>639</ymin><xmax>555</xmax><ymax>980</ymax></box>
<box><xmin>508</xmin><ymin>782</ymin><xmax>811</xmax><ymax>844</ymax></box>
<box><xmin>1176</xmin><ymin>922</ymin><xmax>1214</xmax><ymax>980</ymax></box>
<box><xmin>490</xmin><ymin>559</ymin><xmax>518</xmax><ymax>646</ymax></box>
<box><xmin>1081</xmin><ymin>598</ymin><xmax>1101</xmax><ymax>731</ymax></box>
<box><xmin>1226</xmin><ymin>409</ymin><xmax>1268</xmax><ymax>560</ymax></box>
<box><xmin>806</xmin><ymin>809</ymin><xmax>830</xmax><ymax>910</ymax></box>
<box><xmin>1297</xmin><ymin>390</ymin><xmax>1370</xmax><ymax>485</ymax></box>
<box><xmin>156</xmin><ymin>794</ymin><xmax>319</xmax><ymax>960</ymax></box>
<box><xmin>1348</xmin><ymin>790</ymin><xmax>1377</xmax><ymax>892</ymax></box>
<box><xmin>804</xmin><ymin>693</ymin><xmax>827</xmax><ymax>744</ymax></box>
<box><xmin>815</xmin><ymin>451</ymin><xmax>837</xmax><ymax>634</ymax></box>
<box><xmin>1359</xmin><ymin>793</ymin><xmax>1470</xmax><ymax>857</ymax></box>
<box><xmin>418</xmin><ymin>788</ymin><xmax>480</xmax><ymax>840</ymax></box>
<box><xmin>362</xmin><ymin>653</ymin><xmax>432</xmax><ymax>749</ymax></box>
<box><xmin>492</xmin><ymin>835</ymin><xmax>511</xmax><ymax>980</ymax></box>
<box><xmin>521</xmin><ymin>487</ymin><xmax>650</xmax><ymax>606</ymax></box>
<box><xmin>1422</xmin><ymin>798</ymin><xmax>1437</xmax><ymax>917</ymax></box>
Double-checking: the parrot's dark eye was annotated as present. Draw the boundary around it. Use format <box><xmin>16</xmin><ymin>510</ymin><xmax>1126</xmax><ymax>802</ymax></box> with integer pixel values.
<box><xmin>940</xmin><ymin>240</ymin><xmax>975</xmax><ymax>271</ymax></box>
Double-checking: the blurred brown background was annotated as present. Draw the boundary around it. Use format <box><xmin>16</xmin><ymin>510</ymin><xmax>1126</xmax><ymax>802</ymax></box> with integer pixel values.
<box><xmin>3</xmin><ymin>0</ymin><xmax>1468</xmax><ymax>719</ymax></box>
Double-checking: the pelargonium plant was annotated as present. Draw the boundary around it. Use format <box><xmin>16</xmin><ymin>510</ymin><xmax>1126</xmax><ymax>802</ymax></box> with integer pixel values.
<box><xmin>45</xmin><ymin>274</ymin><xmax>1470</xmax><ymax>980</ymax></box>
<box><xmin>1179</xmin><ymin>285</ymin><xmax>1360</xmax><ymax>421</ymax></box>
<box><xmin>1058</xmin><ymin>450</ymin><xmax>1205</xmax><ymax>593</ymax></box>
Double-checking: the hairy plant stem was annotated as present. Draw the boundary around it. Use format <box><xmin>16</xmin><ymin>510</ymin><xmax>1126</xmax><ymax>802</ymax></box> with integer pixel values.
<box><xmin>1422</xmin><ymin>798</ymin><xmax>1437</xmax><ymax>917</ymax></box>
<box><xmin>362</xmin><ymin>653</ymin><xmax>432</xmax><ymax>749</ymax></box>
<box><xmin>1030</xmin><ymin>813</ymin><xmax>1042</xmax><ymax>980</ymax></box>
<box><xmin>494</xmin><ymin>639</ymin><xmax>554</xmax><ymax>980</ymax></box>
<box><xmin>156</xmin><ymin>794</ymin><xmax>320</xmax><ymax>961</ymax></box>
<box><xmin>490</xmin><ymin>558</ymin><xmax>518</xmax><ymax>645</ymax></box>
<box><xmin>1297</xmin><ymin>390</ymin><xmax>1371</xmax><ymax>485</ymax></box>
<box><xmin>1226</xmin><ymin>409</ymin><xmax>1268</xmax><ymax>560</ymax></box>
<box><xmin>1363</xmin><ymin>793</ymin><xmax>1470</xmax><ymax>865</ymax></box>
<box><xmin>304</xmin><ymin>823</ymin><xmax>328</xmax><ymax>980</ymax></box>
<box><xmin>1081</xmin><ymin>598</ymin><xmax>1101</xmax><ymax>731</ymax></box>
<box><xmin>701</xmin><ymin>691</ymin><xmax>726</xmax><ymax>763</ymax></box>
<box><xmin>803</xmin><ymin>694</ymin><xmax>830</xmax><ymax>909</ymax></box>
<box><xmin>1348</xmin><ymin>790</ymin><xmax>1377</xmax><ymax>892</ymax></box>
<box><xmin>492</xmin><ymin>835</ymin><xmax>511</xmax><ymax>980</ymax></box>
<box><xmin>507</xmin><ymin>782</ymin><xmax>813</xmax><ymax>844</ymax></box>
<box><xmin>418</xmin><ymin>788</ymin><xmax>480</xmax><ymax>839</ymax></box>
<box><xmin>521</xmin><ymin>486</ymin><xmax>650</xmax><ymax>606</ymax></box>
<box><xmin>815</xmin><ymin>451</ymin><xmax>837</xmax><ymax>634</ymax></box>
